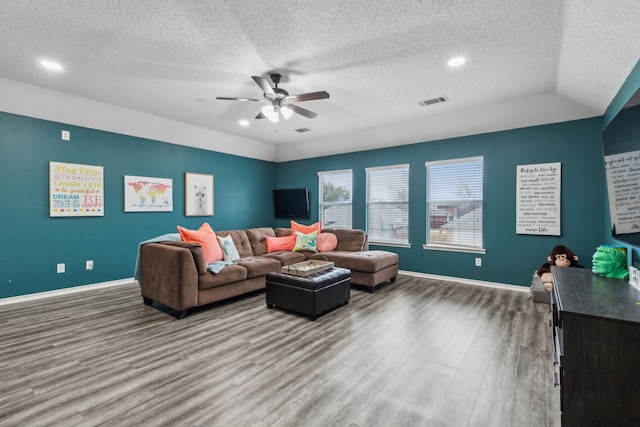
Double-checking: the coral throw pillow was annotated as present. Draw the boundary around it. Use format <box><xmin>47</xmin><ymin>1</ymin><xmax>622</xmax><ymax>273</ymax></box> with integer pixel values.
<box><xmin>317</xmin><ymin>232</ymin><xmax>338</xmax><ymax>252</ymax></box>
<box><xmin>177</xmin><ymin>223</ymin><xmax>223</xmax><ymax>264</ymax></box>
<box><xmin>217</xmin><ymin>235</ymin><xmax>241</xmax><ymax>262</ymax></box>
<box><xmin>266</xmin><ymin>235</ymin><xmax>296</xmax><ymax>253</ymax></box>
<box><xmin>291</xmin><ymin>220</ymin><xmax>322</xmax><ymax>235</ymax></box>
<box><xmin>293</xmin><ymin>230</ymin><xmax>318</xmax><ymax>252</ymax></box>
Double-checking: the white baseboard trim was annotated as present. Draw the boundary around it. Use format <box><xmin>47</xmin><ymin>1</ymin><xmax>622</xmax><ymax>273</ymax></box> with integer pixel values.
<box><xmin>398</xmin><ymin>270</ymin><xmax>529</xmax><ymax>293</ymax></box>
<box><xmin>0</xmin><ymin>270</ymin><xmax>529</xmax><ymax>307</ymax></box>
<box><xmin>0</xmin><ymin>278</ymin><xmax>136</xmax><ymax>307</ymax></box>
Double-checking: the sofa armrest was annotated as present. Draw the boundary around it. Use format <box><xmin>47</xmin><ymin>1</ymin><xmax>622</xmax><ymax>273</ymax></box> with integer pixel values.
<box><xmin>140</xmin><ymin>243</ymin><xmax>199</xmax><ymax>311</ymax></box>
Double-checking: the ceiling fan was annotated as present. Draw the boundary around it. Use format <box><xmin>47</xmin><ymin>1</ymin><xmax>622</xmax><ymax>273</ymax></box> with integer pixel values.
<box><xmin>216</xmin><ymin>73</ymin><xmax>329</xmax><ymax>123</ymax></box>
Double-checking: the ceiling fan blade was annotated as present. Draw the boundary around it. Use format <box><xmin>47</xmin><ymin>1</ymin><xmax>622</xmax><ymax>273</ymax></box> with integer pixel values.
<box><xmin>285</xmin><ymin>91</ymin><xmax>330</xmax><ymax>103</ymax></box>
<box><xmin>216</xmin><ymin>97</ymin><xmax>261</xmax><ymax>102</ymax></box>
<box><xmin>255</xmin><ymin>111</ymin><xmax>266</xmax><ymax>119</ymax></box>
<box><xmin>251</xmin><ymin>76</ymin><xmax>276</xmax><ymax>98</ymax></box>
<box><xmin>289</xmin><ymin>104</ymin><xmax>318</xmax><ymax>119</ymax></box>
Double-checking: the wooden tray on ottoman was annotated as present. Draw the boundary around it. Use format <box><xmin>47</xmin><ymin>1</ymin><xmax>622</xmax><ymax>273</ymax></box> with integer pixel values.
<box><xmin>280</xmin><ymin>260</ymin><xmax>334</xmax><ymax>277</ymax></box>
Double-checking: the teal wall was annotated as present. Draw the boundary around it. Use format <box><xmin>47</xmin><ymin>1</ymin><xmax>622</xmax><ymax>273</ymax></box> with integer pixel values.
<box><xmin>4</xmin><ymin>60</ymin><xmax>640</xmax><ymax>298</ymax></box>
<box><xmin>0</xmin><ymin>112</ymin><xmax>276</xmax><ymax>298</ymax></box>
<box><xmin>600</xmin><ymin>59</ymin><xmax>640</xmax><ymax>267</ymax></box>
<box><xmin>276</xmin><ymin>118</ymin><xmax>605</xmax><ymax>286</ymax></box>
<box><xmin>603</xmin><ymin>60</ymin><xmax>640</xmax><ymax>128</ymax></box>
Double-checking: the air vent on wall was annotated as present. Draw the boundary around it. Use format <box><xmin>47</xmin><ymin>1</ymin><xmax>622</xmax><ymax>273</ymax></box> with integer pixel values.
<box><xmin>418</xmin><ymin>96</ymin><xmax>448</xmax><ymax>107</ymax></box>
<box><xmin>291</xmin><ymin>127</ymin><xmax>311</xmax><ymax>133</ymax></box>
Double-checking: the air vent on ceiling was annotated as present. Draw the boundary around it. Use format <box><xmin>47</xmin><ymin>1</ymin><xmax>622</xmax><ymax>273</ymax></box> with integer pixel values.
<box><xmin>291</xmin><ymin>127</ymin><xmax>311</xmax><ymax>133</ymax></box>
<box><xmin>418</xmin><ymin>96</ymin><xmax>448</xmax><ymax>107</ymax></box>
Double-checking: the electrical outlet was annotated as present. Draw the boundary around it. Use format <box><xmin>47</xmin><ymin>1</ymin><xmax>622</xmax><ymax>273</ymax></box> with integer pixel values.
<box><xmin>475</xmin><ymin>258</ymin><xmax>482</xmax><ymax>267</ymax></box>
<box><xmin>57</xmin><ymin>263</ymin><xmax>65</xmax><ymax>273</ymax></box>
<box><xmin>61</xmin><ymin>130</ymin><xmax>70</xmax><ymax>140</ymax></box>
<box><xmin>86</xmin><ymin>260</ymin><xmax>93</xmax><ymax>271</ymax></box>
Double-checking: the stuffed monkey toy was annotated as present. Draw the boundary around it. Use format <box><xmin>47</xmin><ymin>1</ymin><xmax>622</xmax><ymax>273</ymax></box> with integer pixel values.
<box><xmin>537</xmin><ymin>245</ymin><xmax>583</xmax><ymax>291</ymax></box>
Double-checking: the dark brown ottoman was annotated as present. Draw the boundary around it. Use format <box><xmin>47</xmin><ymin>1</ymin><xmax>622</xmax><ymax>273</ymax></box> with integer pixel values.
<box><xmin>266</xmin><ymin>267</ymin><xmax>351</xmax><ymax>320</ymax></box>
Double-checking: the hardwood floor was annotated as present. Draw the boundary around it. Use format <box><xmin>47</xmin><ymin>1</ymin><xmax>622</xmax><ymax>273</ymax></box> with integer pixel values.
<box><xmin>0</xmin><ymin>275</ymin><xmax>560</xmax><ymax>427</ymax></box>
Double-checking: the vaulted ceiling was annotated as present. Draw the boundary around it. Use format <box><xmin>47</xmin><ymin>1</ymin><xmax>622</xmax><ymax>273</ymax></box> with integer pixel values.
<box><xmin>1</xmin><ymin>1</ymin><xmax>639</xmax><ymax>162</ymax></box>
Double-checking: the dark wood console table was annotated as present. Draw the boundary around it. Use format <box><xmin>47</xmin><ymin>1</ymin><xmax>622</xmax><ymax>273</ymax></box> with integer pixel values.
<box><xmin>551</xmin><ymin>266</ymin><xmax>640</xmax><ymax>426</ymax></box>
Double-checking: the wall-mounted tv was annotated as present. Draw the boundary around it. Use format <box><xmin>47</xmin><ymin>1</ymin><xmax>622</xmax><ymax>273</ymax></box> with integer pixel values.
<box><xmin>273</xmin><ymin>188</ymin><xmax>310</xmax><ymax>219</ymax></box>
<box><xmin>602</xmin><ymin>87</ymin><xmax>640</xmax><ymax>247</ymax></box>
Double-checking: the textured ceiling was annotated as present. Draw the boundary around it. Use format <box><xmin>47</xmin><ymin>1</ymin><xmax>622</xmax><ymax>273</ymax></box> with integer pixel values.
<box><xmin>0</xmin><ymin>1</ymin><xmax>639</xmax><ymax>162</ymax></box>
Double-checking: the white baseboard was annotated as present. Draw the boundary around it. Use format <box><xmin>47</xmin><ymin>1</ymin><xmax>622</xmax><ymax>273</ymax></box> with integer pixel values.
<box><xmin>0</xmin><ymin>271</ymin><xmax>528</xmax><ymax>307</ymax></box>
<box><xmin>398</xmin><ymin>270</ymin><xmax>529</xmax><ymax>293</ymax></box>
<box><xmin>0</xmin><ymin>278</ymin><xmax>136</xmax><ymax>307</ymax></box>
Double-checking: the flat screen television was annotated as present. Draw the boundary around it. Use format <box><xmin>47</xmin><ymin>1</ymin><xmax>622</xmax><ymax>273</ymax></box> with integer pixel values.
<box><xmin>601</xmin><ymin>87</ymin><xmax>640</xmax><ymax>247</ymax></box>
<box><xmin>273</xmin><ymin>188</ymin><xmax>310</xmax><ymax>219</ymax></box>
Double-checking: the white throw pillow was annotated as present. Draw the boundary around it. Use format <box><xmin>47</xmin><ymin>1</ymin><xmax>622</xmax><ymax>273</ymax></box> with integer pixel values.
<box><xmin>217</xmin><ymin>235</ymin><xmax>240</xmax><ymax>262</ymax></box>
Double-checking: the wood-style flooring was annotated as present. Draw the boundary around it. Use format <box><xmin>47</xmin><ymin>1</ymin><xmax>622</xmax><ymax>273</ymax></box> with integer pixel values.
<box><xmin>0</xmin><ymin>275</ymin><xmax>560</xmax><ymax>427</ymax></box>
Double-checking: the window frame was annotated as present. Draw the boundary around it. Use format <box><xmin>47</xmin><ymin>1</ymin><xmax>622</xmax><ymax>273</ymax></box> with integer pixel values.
<box><xmin>365</xmin><ymin>164</ymin><xmax>410</xmax><ymax>247</ymax></box>
<box><xmin>318</xmin><ymin>169</ymin><xmax>353</xmax><ymax>229</ymax></box>
<box><xmin>424</xmin><ymin>156</ymin><xmax>486</xmax><ymax>254</ymax></box>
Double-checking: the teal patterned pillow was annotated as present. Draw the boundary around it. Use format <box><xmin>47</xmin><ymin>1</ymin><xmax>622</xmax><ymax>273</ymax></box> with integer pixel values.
<box><xmin>293</xmin><ymin>230</ymin><xmax>318</xmax><ymax>252</ymax></box>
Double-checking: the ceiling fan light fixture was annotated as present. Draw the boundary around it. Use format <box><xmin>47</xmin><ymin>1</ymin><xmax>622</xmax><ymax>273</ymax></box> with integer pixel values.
<box><xmin>280</xmin><ymin>105</ymin><xmax>293</xmax><ymax>119</ymax></box>
<box><xmin>219</xmin><ymin>74</ymin><xmax>329</xmax><ymax>122</ymax></box>
<box><xmin>261</xmin><ymin>104</ymin><xmax>279</xmax><ymax>123</ymax></box>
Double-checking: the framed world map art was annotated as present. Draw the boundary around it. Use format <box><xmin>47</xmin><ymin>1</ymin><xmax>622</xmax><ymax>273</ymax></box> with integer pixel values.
<box><xmin>124</xmin><ymin>175</ymin><xmax>173</xmax><ymax>212</ymax></box>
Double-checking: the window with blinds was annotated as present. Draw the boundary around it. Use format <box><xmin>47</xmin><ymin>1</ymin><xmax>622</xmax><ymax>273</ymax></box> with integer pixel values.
<box><xmin>366</xmin><ymin>164</ymin><xmax>409</xmax><ymax>245</ymax></box>
<box><xmin>318</xmin><ymin>169</ymin><xmax>352</xmax><ymax>229</ymax></box>
<box><xmin>425</xmin><ymin>156</ymin><xmax>485</xmax><ymax>253</ymax></box>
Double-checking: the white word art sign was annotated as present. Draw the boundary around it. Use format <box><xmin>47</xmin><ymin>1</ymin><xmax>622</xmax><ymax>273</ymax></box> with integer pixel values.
<box><xmin>50</xmin><ymin>161</ymin><xmax>104</xmax><ymax>217</ymax></box>
<box><xmin>516</xmin><ymin>162</ymin><xmax>561</xmax><ymax>235</ymax></box>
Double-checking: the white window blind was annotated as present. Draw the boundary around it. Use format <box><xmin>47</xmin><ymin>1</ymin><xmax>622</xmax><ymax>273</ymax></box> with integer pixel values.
<box><xmin>425</xmin><ymin>156</ymin><xmax>484</xmax><ymax>252</ymax></box>
<box><xmin>366</xmin><ymin>164</ymin><xmax>409</xmax><ymax>245</ymax></box>
<box><xmin>318</xmin><ymin>169</ymin><xmax>352</xmax><ymax>229</ymax></box>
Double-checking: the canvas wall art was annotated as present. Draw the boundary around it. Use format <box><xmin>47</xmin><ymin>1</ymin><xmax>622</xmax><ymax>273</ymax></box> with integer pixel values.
<box><xmin>50</xmin><ymin>161</ymin><xmax>104</xmax><ymax>217</ymax></box>
<box><xmin>185</xmin><ymin>172</ymin><xmax>214</xmax><ymax>216</ymax></box>
<box><xmin>124</xmin><ymin>175</ymin><xmax>173</xmax><ymax>212</ymax></box>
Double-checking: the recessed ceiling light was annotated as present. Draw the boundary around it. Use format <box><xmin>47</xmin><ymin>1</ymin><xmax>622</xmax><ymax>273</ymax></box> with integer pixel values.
<box><xmin>447</xmin><ymin>57</ymin><xmax>466</xmax><ymax>67</ymax></box>
<box><xmin>238</xmin><ymin>120</ymin><xmax>250</xmax><ymax>126</ymax></box>
<box><xmin>40</xmin><ymin>59</ymin><xmax>63</xmax><ymax>71</ymax></box>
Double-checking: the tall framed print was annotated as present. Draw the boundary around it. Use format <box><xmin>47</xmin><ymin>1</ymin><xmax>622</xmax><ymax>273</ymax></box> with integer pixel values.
<box><xmin>516</xmin><ymin>162</ymin><xmax>561</xmax><ymax>235</ymax></box>
<box><xmin>50</xmin><ymin>161</ymin><xmax>104</xmax><ymax>217</ymax></box>
<box><xmin>124</xmin><ymin>175</ymin><xmax>173</xmax><ymax>212</ymax></box>
<box><xmin>185</xmin><ymin>172</ymin><xmax>214</xmax><ymax>216</ymax></box>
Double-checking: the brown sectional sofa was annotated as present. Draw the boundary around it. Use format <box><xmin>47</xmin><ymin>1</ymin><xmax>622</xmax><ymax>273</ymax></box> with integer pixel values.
<box><xmin>139</xmin><ymin>227</ymin><xmax>398</xmax><ymax>318</ymax></box>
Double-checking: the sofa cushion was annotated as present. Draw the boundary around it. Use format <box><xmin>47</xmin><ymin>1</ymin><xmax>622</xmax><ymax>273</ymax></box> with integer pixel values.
<box><xmin>198</xmin><ymin>264</ymin><xmax>248</xmax><ymax>290</ymax></box>
<box><xmin>275</xmin><ymin>227</ymin><xmax>292</xmax><ymax>237</ymax></box>
<box><xmin>332</xmin><ymin>229</ymin><xmax>367</xmax><ymax>252</ymax></box>
<box><xmin>237</xmin><ymin>256</ymin><xmax>281</xmax><ymax>279</ymax></box>
<box><xmin>262</xmin><ymin>251</ymin><xmax>306</xmax><ymax>265</ymax></box>
<box><xmin>266</xmin><ymin>235</ymin><xmax>296</xmax><ymax>252</ymax></box>
<box><xmin>245</xmin><ymin>227</ymin><xmax>276</xmax><ymax>256</ymax></box>
<box><xmin>215</xmin><ymin>229</ymin><xmax>253</xmax><ymax>258</ymax></box>
<box><xmin>177</xmin><ymin>223</ymin><xmax>223</xmax><ymax>263</ymax></box>
<box><xmin>310</xmin><ymin>250</ymin><xmax>398</xmax><ymax>273</ymax></box>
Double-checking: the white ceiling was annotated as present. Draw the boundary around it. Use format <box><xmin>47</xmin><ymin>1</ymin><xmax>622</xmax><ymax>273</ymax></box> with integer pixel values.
<box><xmin>1</xmin><ymin>1</ymin><xmax>639</xmax><ymax>162</ymax></box>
